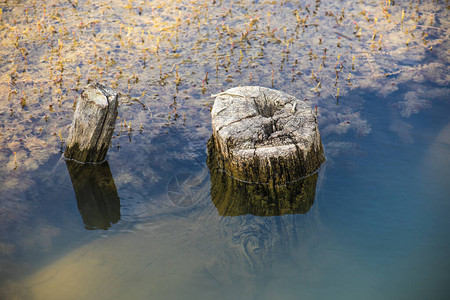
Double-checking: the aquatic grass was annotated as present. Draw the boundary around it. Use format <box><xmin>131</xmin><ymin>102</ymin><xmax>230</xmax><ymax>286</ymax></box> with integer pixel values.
<box><xmin>0</xmin><ymin>0</ymin><xmax>448</xmax><ymax>191</ymax></box>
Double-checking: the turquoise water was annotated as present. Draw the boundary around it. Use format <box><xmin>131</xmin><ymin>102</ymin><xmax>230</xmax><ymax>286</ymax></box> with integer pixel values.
<box><xmin>300</xmin><ymin>90</ymin><xmax>450</xmax><ymax>300</ymax></box>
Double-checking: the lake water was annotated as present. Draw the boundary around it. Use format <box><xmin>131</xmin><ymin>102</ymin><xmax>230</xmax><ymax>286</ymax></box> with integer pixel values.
<box><xmin>1</xmin><ymin>0</ymin><xmax>449</xmax><ymax>299</ymax></box>
<box><xmin>1</xmin><ymin>82</ymin><xmax>449</xmax><ymax>300</ymax></box>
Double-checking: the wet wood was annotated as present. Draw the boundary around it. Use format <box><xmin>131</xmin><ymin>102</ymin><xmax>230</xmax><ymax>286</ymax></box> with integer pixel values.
<box><xmin>64</xmin><ymin>84</ymin><xmax>119</xmax><ymax>163</ymax></box>
<box><xmin>207</xmin><ymin>137</ymin><xmax>318</xmax><ymax>216</ymax></box>
<box><xmin>210</xmin><ymin>86</ymin><xmax>325</xmax><ymax>185</ymax></box>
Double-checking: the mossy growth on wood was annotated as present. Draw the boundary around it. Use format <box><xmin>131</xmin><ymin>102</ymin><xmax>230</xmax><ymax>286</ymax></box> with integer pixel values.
<box><xmin>207</xmin><ymin>137</ymin><xmax>318</xmax><ymax>217</ymax></box>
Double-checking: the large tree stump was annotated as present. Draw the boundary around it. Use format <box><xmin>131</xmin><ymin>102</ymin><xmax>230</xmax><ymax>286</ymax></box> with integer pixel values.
<box><xmin>64</xmin><ymin>83</ymin><xmax>119</xmax><ymax>163</ymax></box>
<box><xmin>210</xmin><ymin>86</ymin><xmax>325</xmax><ymax>185</ymax></box>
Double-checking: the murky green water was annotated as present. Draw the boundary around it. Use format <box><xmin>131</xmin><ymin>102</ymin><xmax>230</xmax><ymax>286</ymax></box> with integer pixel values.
<box><xmin>1</xmin><ymin>0</ymin><xmax>449</xmax><ymax>299</ymax></box>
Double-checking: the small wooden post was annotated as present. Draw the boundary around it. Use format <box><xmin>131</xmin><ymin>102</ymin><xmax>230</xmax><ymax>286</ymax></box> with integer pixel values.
<box><xmin>64</xmin><ymin>83</ymin><xmax>118</xmax><ymax>163</ymax></box>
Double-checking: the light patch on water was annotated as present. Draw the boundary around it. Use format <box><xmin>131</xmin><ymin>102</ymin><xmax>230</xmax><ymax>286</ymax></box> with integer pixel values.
<box><xmin>18</xmin><ymin>199</ymin><xmax>320</xmax><ymax>300</ymax></box>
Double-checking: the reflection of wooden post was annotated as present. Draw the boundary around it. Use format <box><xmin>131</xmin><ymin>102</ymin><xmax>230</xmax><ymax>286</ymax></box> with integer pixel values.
<box><xmin>66</xmin><ymin>160</ymin><xmax>120</xmax><ymax>230</ymax></box>
<box><xmin>64</xmin><ymin>83</ymin><xmax>118</xmax><ymax>163</ymax></box>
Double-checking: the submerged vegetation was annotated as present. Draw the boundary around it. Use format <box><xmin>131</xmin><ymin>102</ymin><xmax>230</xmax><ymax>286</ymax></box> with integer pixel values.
<box><xmin>0</xmin><ymin>1</ymin><xmax>449</xmax><ymax>296</ymax></box>
<box><xmin>0</xmin><ymin>0</ymin><xmax>448</xmax><ymax>191</ymax></box>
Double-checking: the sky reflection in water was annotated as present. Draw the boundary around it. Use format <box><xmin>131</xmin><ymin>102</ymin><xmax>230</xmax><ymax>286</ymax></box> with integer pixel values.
<box><xmin>0</xmin><ymin>0</ymin><xmax>449</xmax><ymax>299</ymax></box>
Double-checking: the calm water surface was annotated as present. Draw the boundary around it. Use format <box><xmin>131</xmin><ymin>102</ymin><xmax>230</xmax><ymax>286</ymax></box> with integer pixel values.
<box><xmin>1</xmin><ymin>82</ymin><xmax>449</xmax><ymax>300</ymax></box>
<box><xmin>0</xmin><ymin>0</ymin><xmax>449</xmax><ymax>299</ymax></box>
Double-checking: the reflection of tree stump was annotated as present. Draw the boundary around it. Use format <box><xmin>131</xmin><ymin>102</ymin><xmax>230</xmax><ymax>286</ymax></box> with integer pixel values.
<box><xmin>210</xmin><ymin>86</ymin><xmax>325</xmax><ymax>185</ymax></box>
<box><xmin>207</xmin><ymin>138</ymin><xmax>317</xmax><ymax>216</ymax></box>
<box><xmin>64</xmin><ymin>84</ymin><xmax>118</xmax><ymax>163</ymax></box>
<box><xmin>66</xmin><ymin>160</ymin><xmax>120</xmax><ymax>230</ymax></box>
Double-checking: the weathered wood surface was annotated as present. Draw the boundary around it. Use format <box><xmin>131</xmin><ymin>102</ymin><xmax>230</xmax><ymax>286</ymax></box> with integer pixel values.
<box><xmin>210</xmin><ymin>86</ymin><xmax>325</xmax><ymax>185</ymax></box>
<box><xmin>64</xmin><ymin>83</ymin><xmax>118</xmax><ymax>163</ymax></box>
